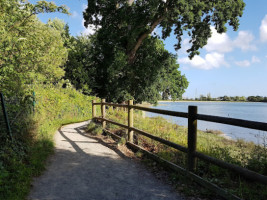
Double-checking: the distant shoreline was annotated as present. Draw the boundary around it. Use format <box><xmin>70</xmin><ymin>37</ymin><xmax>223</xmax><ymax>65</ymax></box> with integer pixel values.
<box><xmin>157</xmin><ymin>100</ymin><xmax>265</xmax><ymax>103</ymax></box>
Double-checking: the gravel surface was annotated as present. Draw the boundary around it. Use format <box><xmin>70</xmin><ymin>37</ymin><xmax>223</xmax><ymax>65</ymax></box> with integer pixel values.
<box><xmin>28</xmin><ymin>121</ymin><xmax>185</xmax><ymax>200</ymax></box>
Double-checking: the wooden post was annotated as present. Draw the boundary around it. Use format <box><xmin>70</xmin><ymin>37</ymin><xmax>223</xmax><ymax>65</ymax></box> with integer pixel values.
<box><xmin>101</xmin><ymin>99</ymin><xmax>106</xmax><ymax>129</ymax></box>
<box><xmin>0</xmin><ymin>93</ymin><xmax>12</xmax><ymax>139</ymax></box>
<box><xmin>128</xmin><ymin>100</ymin><xmax>134</xmax><ymax>143</ymax></box>
<box><xmin>187</xmin><ymin>106</ymin><xmax>198</xmax><ymax>171</ymax></box>
<box><xmin>92</xmin><ymin>100</ymin><xmax>96</xmax><ymax>120</ymax></box>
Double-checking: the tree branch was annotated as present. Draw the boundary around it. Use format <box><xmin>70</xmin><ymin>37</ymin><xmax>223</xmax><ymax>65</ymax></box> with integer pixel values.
<box><xmin>127</xmin><ymin>1</ymin><xmax>169</xmax><ymax>64</ymax></box>
<box><xmin>127</xmin><ymin>16</ymin><xmax>165</xmax><ymax>64</ymax></box>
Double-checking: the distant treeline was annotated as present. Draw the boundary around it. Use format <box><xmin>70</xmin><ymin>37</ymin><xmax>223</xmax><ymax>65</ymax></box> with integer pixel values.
<box><xmin>184</xmin><ymin>95</ymin><xmax>267</xmax><ymax>102</ymax></box>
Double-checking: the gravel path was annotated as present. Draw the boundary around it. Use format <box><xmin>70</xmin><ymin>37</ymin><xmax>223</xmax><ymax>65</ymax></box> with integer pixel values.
<box><xmin>28</xmin><ymin>121</ymin><xmax>184</xmax><ymax>200</ymax></box>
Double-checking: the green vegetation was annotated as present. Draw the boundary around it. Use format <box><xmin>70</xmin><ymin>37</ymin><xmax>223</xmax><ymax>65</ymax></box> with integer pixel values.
<box><xmin>64</xmin><ymin>31</ymin><xmax>189</xmax><ymax>104</ymax></box>
<box><xmin>87</xmin><ymin>121</ymin><xmax>103</xmax><ymax>136</ymax></box>
<box><xmin>84</xmin><ymin>0</ymin><xmax>245</xmax><ymax>62</ymax></box>
<box><xmin>80</xmin><ymin>0</ymin><xmax>245</xmax><ymax>103</ymax></box>
<box><xmin>0</xmin><ymin>84</ymin><xmax>95</xmax><ymax>200</ymax></box>
<box><xmin>0</xmin><ymin>0</ymin><xmax>255</xmax><ymax>199</ymax></box>
<box><xmin>99</xmin><ymin>107</ymin><xmax>267</xmax><ymax>200</ymax></box>
<box><xmin>0</xmin><ymin>1</ymin><xmax>95</xmax><ymax>199</ymax></box>
<box><xmin>192</xmin><ymin>94</ymin><xmax>267</xmax><ymax>102</ymax></box>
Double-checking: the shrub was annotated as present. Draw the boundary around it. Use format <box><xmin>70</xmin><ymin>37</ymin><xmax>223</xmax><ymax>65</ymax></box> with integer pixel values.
<box><xmin>0</xmin><ymin>83</ymin><xmax>96</xmax><ymax>200</ymax></box>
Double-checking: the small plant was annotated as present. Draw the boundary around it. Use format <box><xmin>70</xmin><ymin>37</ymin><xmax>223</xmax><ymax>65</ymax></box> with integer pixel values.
<box><xmin>135</xmin><ymin>150</ymin><xmax>143</xmax><ymax>158</ymax></box>
<box><xmin>104</xmin><ymin>107</ymin><xmax>267</xmax><ymax>200</ymax></box>
<box><xmin>1</xmin><ymin>84</ymin><xmax>96</xmax><ymax>200</ymax></box>
<box><xmin>118</xmin><ymin>137</ymin><xmax>126</xmax><ymax>146</ymax></box>
<box><xmin>87</xmin><ymin>122</ymin><xmax>103</xmax><ymax>136</ymax></box>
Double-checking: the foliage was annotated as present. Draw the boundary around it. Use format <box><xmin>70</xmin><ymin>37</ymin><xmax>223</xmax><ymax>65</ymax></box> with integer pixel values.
<box><xmin>83</xmin><ymin>0</ymin><xmax>245</xmax><ymax>63</ymax></box>
<box><xmin>247</xmin><ymin>96</ymin><xmax>267</xmax><ymax>102</ymax></box>
<box><xmin>0</xmin><ymin>0</ymin><xmax>68</xmax><ymax>100</ymax></box>
<box><xmin>0</xmin><ymin>1</ymin><xmax>92</xmax><ymax>199</ymax></box>
<box><xmin>65</xmin><ymin>34</ymin><xmax>188</xmax><ymax>103</ymax></box>
<box><xmin>99</xmin><ymin>107</ymin><xmax>267</xmax><ymax>200</ymax></box>
<box><xmin>87</xmin><ymin>122</ymin><xmax>103</xmax><ymax>136</ymax></box>
<box><xmin>194</xmin><ymin>95</ymin><xmax>267</xmax><ymax>102</ymax></box>
<box><xmin>0</xmin><ymin>84</ymin><xmax>95</xmax><ymax>200</ymax></box>
<box><xmin>64</xmin><ymin>34</ymin><xmax>93</xmax><ymax>95</ymax></box>
<box><xmin>81</xmin><ymin>0</ymin><xmax>245</xmax><ymax>103</ymax></box>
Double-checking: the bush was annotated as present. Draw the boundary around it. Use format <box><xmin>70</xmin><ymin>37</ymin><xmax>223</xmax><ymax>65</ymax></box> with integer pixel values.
<box><xmin>103</xmin><ymin>107</ymin><xmax>267</xmax><ymax>200</ymax></box>
<box><xmin>0</xmin><ymin>83</ymin><xmax>96</xmax><ymax>200</ymax></box>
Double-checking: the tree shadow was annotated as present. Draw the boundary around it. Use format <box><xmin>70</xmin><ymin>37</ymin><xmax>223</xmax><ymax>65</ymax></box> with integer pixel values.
<box><xmin>29</xmin><ymin>122</ymin><xmax>182</xmax><ymax>200</ymax></box>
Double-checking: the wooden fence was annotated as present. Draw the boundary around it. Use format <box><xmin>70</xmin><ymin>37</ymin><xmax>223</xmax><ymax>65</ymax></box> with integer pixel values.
<box><xmin>92</xmin><ymin>99</ymin><xmax>267</xmax><ymax>200</ymax></box>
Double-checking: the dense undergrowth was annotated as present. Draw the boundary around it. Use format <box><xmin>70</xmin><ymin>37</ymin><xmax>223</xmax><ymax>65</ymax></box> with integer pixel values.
<box><xmin>0</xmin><ymin>84</ymin><xmax>95</xmax><ymax>200</ymax></box>
<box><xmin>91</xmin><ymin>106</ymin><xmax>267</xmax><ymax>200</ymax></box>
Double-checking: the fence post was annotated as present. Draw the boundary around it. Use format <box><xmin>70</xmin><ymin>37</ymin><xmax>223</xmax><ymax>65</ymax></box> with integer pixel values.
<box><xmin>101</xmin><ymin>99</ymin><xmax>106</xmax><ymax>129</ymax></box>
<box><xmin>128</xmin><ymin>100</ymin><xmax>134</xmax><ymax>143</ymax></box>
<box><xmin>0</xmin><ymin>93</ymin><xmax>12</xmax><ymax>139</ymax></box>
<box><xmin>92</xmin><ymin>100</ymin><xmax>96</xmax><ymax>120</ymax></box>
<box><xmin>32</xmin><ymin>91</ymin><xmax>36</xmax><ymax>113</ymax></box>
<box><xmin>187</xmin><ymin>106</ymin><xmax>198</xmax><ymax>171</ymax></box>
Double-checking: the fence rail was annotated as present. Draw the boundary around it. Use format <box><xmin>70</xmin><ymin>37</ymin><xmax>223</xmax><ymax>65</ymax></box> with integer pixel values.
<box><xmin>92</xmin><ymin>99</ymin><xmax>267</xmax><ymax>199</ymax></box>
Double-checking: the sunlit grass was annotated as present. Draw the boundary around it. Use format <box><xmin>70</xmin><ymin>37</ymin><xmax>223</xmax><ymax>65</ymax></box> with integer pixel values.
<box><xmin>102</xmin><ymin>107</ymin><xmax>267</xmax><ymax>200</ymax></box>
<box><xmin>0</xmin><ymin>84</ymin><xmax>97</xmax><ymax>200</ymax></box>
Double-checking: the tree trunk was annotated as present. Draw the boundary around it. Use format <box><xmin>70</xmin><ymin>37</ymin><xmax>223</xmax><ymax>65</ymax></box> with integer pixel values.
<box><xmin>126</xmin><ymin>0</ymin><xmax>169</xmax><ymax>64</ymax></box>
<box><xmin>127</xmin><ymin>15</ymin><xmax>165</xmax><ymax>64</ymax></box>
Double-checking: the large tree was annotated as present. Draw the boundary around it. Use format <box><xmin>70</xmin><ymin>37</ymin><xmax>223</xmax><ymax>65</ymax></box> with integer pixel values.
<box><xmin>81</xmin><ymin>0</ymin><xmax>245</xmax><ymax>103</ymax></box>
<box><xmin>64</xmin><ymin>34</ymin><xmax>188</xmax><ymax>103</ymax></box>
<box><xmin>84</xmin><ymin>0</ymin><xmax>245</xmax><ymax>64</ymax></box>
<box><xmin>0</xmin><ymin>0</ymin><xmax>69</xmax><ymax>98</ymax></box>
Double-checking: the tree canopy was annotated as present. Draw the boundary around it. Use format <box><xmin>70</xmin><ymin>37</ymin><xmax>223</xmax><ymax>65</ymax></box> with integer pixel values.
<box><xmin>84</xmin><ymin>0</ymin><xmax>245</xmax><ymax>64</ymax></box>
<box><xmin>80</xmin><ymin>0</ymin><xmax>245</xmax><ymax>103</ymax></box>
<box><xmin>0</xmin><ymin>0</ymin><xmax>69</xmax><ymax>99</ymax></box>
<box><xmin>64</xmin><ymin>33</ymin><xmax>188</xmax><ymax>103</ymax></box>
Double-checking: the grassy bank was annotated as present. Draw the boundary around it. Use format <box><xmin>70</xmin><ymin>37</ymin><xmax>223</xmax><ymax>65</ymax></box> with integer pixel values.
<box><xmin>0</xmin><ymin>84</ymin><xmax>96</xmax><ymax>200</ymax></box>
<box><xmin>93</xmin><ymin>107</ymin><xmax>267</xmax><ymax>200</ymax></box>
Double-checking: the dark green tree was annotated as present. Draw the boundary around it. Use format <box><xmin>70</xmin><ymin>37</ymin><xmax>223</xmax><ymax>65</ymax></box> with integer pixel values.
<box><xmin>84</xmin><ymin>0</ymin><xmax>245</xmax><ymax>64</ymax></box>
<box><xmin>64</xmin><ymin>34</ymin><xmax>188</xmax><ymax>103</ymax></box>
<box><xmin>81</xmin><ymin>0</ymin><xmax>245</xmax><ymax>103</ymax></box>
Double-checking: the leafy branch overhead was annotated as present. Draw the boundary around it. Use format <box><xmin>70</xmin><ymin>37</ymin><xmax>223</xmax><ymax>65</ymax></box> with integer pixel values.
<box><xmin>0</xmin><ymin>0</ymin><xmax>69</xmax><ymax>97</ymax></box>
<box><xmin>83</xmin><ymin>0</ymin><xmax>245</xmax><ymax>63</ymax></box>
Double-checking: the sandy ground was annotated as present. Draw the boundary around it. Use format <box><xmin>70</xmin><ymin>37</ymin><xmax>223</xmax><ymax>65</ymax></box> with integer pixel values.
<box><xmin>28</xmin><ymin>121</ymin><xmax>184</xmax><ymax>200</ymax></box>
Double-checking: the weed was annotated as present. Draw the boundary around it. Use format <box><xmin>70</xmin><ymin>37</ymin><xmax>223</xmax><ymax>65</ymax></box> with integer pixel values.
<box><xmin>104</xmin><ymin>107</ymin><xmax>267</xmax><ymax>200</ymax></box>
<box><xmin>0</xmin><ymin>84</ymin><xmax>96</xmax><ymax>200</ymax></box>
<box><xmin>87</xmin><ymin>122</ymin><xmax>103</xmax><ymax>136</ymax></box>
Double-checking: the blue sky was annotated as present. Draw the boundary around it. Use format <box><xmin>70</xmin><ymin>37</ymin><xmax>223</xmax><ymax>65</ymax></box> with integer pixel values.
<box><xmin>32</xmin><ymin>0</ymin><xmax>267</xmax><ymax>99</ymax></box>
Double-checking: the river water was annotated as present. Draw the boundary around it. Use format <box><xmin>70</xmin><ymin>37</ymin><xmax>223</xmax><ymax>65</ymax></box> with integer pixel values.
<box><xmin>146</xmin><ymin>101</ymin><xmax>267</xmax><ymax>144</ymax></box>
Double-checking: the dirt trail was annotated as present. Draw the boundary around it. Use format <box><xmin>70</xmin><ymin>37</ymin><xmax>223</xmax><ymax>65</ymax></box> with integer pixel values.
<box><xmin>28</xmin><ymin>121</ymin><xmax>184</xmax><ymax>200</ymax></box>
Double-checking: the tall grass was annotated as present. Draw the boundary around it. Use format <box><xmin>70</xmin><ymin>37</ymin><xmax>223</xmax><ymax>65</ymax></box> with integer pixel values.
<box><xmin>102</xmin><ymin>107</ymin><xmax>267</xmax><ymax>200</ymax></box>
<box><xmin>0</xmin><ymin>83</ymin><xmax>96</xmax><ymax>200</ymax></box>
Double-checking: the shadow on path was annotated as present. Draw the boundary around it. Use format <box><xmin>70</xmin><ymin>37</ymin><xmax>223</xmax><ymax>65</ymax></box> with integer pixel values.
<box><xmin>28</xmin><ymin>121</ymin><xmax>184</xmax><ymax>200</ymax></box>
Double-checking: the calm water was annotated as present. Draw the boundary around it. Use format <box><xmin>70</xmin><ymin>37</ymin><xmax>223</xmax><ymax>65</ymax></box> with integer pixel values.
<box><xmin>146</xmin><ymin>101</ymin><xmax>267</xmax><ymax>144</ymax></box>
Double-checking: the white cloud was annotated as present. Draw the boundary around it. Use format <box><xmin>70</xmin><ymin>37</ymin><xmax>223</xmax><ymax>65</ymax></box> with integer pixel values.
<box><xmin>233</xmin><ymin>31</ymin><xmax>256</xmax><ymax>51</ymax></box>
<box><xmin>178</xmin><ymin>38</ymin><xmax>191</xmax><ymax>54</ymax></box>
<box><xmin>235</xmin><ymin>60</ymin><xmax>251</xmax><ymax>67</ymax></box>
<box><xmin>260</xmin><ymin>15</ymin><xmax>267</xmax><ymax>42</ymax></box>
<box><xmin>235</xmin><ymin>56</ymin><xmax>261</xmax><ymax>67</ymax></box>
<box><xmin>252</xmin><ymin>56</ymin><xmax>260</xmax><ymax>63</ymax></box>
<box><xmin>205</xmin><ymin>27</ymin><xmax>233</xmax><ymax>53</ymax></box>
<box><xmin>82</xmin><ymin>19</ymin><xmax>96</xmax><ymax>35</ymax></box>
<box><xmin>179</xmin><ymin>52</ymin><xmax>227</xmax><ymax>70</ymax></box>
<box><xmin>82</xmin><ymin>25</ymin><xmax>96</xmax><ymax>35</ymax></box>
<box><xmin>205</xmin><ymin>27</ymin><xmax>256</xmax><ymax>53</ymax></box>
<box><xmin>82</xmin><ymin>4</ymin><xmax>88</xmax><ymax>11</ymax></box>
